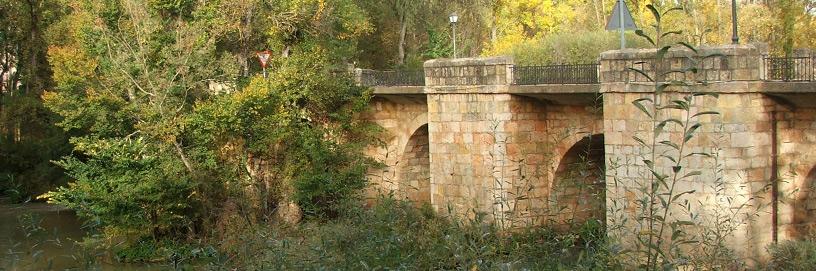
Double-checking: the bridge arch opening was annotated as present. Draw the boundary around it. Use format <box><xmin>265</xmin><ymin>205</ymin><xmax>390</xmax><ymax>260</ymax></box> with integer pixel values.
<box><xmin>395</xmin><ymin>124</ymin><xmax>431</xmax><ymax>204</ymax></box>
<box><xmin>792</xmin><ymin>167</ymin><xmax>816</xmax><ymax>238</ymax></box>
<box><xmin>549</xmin><ymin>134</ymin><xmax>606</xmax><ymax>226</ymax></box>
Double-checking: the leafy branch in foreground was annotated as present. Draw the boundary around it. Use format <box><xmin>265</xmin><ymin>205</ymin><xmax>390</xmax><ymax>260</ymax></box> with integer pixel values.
<box><xmin>605</xmin><ymin>4</ymin><xmax>759</xmax><ymax>270</ymax></box>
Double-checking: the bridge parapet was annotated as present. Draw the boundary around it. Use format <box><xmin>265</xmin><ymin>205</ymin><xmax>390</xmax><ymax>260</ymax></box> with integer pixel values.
<box><xmin>600</xmin><ymin>45</ymin><xmax>762</xmax><ymax>83</ymax></box>
<box><xmin>423</xmin><ymin>56</ymin><xmax>514</xmax><ymax>87</ymax></box>
<box><xmin>353</xmin><ymin>69</ymin><xmax>425</xmax><ymax>87</ymax></box>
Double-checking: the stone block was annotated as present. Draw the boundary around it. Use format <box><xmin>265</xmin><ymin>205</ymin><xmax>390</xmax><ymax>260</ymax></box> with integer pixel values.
<box><xmin>730</xmin><ymin>132</ymin><xmax>754</xmax><ymax>148</ymax></box>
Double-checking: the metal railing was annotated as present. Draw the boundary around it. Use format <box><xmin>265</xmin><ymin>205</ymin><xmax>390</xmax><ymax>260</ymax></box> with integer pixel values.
<box><xmin>511</xmin><ymin>64</ymin><xmax>599</xmax><ymax>85</ymax></box>
<box><xmin>359</xmin><ymin>70</ymin><xmax>425</xmax><ymax>87</ymax></box>
<box><xmin>763</xmin><ymin>56</ymin><xmax>815</xmax><ymax>82</ymax></box>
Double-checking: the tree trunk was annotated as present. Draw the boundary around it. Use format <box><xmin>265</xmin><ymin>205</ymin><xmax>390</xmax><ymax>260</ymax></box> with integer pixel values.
<box><xmin>491</xmin><ymin>15</ymin><xmax>497</xmax><ymax>43</ymax></box>
<box><xmin>601</xmin><ymin>0</ymin><xmax>607</xmax><ymax>29</ymax></box>
<box><xmin>25</xmin><ymin>0</ymin><xmax>40</xmax><ymax>95</ymax></box>
<box><xmin>174</xmin><ymin>140</ymin><xmax>195</xmax><ymax>174</ymax></box>
<box><xmin>240</xmin><ymin>5</ymin><xmax>254</xmax><ymax>77</ymax></box>
<box><xmin>0</xmin><ymin>37</ymin><xmax>8</xmax><ymax>93</ymax></box>
<box><xmin>592</xmin><ymin>0</ymin><xmax>601</xmax><ymax>30</ymax></box>
<box><xmin>281</xmin><ymin>45</ymin><xmax>291</xmax><ymax>58</ymax></box>
<box><xmin>716</xmin><ymin>0</ymin><xmax>723</xmax><ymax>42</ymax></box>
<box><xmin>10</xmin><ymin>44</ymin><xmax>20</xmax><ymax>93</ymax></box>
<box><xmin>491</xmin><ymin>0</ymin><xmax>500</xmax><ymax>43</ymax></box>
<box><xmin>397</xmin><ymin>13</ymin><xmax>407</xmax><ymax>66</ymax></box>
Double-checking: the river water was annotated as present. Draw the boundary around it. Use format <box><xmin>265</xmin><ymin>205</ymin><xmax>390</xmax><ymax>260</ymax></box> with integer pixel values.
<box><xmin>0</xmin><ymin>201</ymin><xmax>164</xmax><ymax>270</ymax></box>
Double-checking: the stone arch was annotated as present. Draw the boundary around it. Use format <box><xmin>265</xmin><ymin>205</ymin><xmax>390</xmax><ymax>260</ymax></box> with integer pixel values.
<box><xmin>791</xmin><ymin>167</ymin><xmax>816</xmax><ymax>238</ymax></box>
<box><xmin>383</xmin><ymin>112</ymin><xmax>429</xmax><ymax>165</ymax></box>
<box><xmin>365</xmin><ymin>109</ymin><xmax>428</xmax><ymax>194</ymax></box>
<box><xmin>394</xmin><ymin>124</ymin><xmax>431</xmax><ymax>203</ymax></box>
<box><xmin>548</xmin><ymin>134</ymin><xmax>606</xmax><ymax>225</ymax></box>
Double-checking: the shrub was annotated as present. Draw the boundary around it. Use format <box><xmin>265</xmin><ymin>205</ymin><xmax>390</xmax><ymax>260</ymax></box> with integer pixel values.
<box><xmin>485</xmin><ymin>30</ymin><xmax>651</xmax><ymax>65</ymax></box>
<box><xmin>767</xmin><ymin>239</ymin><xmax>816</xmax><ymax>271</ymax></box>
<box><xmin>187</xmin><ymin>52</ymin><xmax>378</xmax><ymax>221</ymax></box>
<box><xmin>40</xmin><ymin>138</ymin><xmax>197</xmax><ymax>241</ymax></box>
<box><xmin>218</xmin><ymin>197</ymin><xmax>622</xmax><ymax>270</ymax></box>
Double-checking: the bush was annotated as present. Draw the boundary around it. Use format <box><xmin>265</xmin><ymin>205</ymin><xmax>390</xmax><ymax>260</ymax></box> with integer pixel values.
<box><xmin>188</xmin><ymin>52</ymin><xmax>378</xmax><ymax>220</ymax></box>
<box><xmin>219</xmin><ymin>197</ymin><xmax>621</xmax><ymax>270</ymax></box>
<box><xmin>485</xmin><ymin>30</ymin><xmax>651</xmax><ymax>65</ymax></box>
<box><xmin>0</xmin><ymin>94</ymin><xmax>70</xmax><ymax>202</ymax></box>
<box><xmin>767</xmin><ymin>239</ymin><xmax>816</xmax><ymax>271</ymax></box>
<box><xmin>40</xmin><ymin>138</ymin><xmax>197</xmax><ymax>241</ymax></box>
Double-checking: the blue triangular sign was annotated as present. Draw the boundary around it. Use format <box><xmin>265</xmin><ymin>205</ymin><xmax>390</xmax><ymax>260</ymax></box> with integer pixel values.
<box><xmin>606</xmin><ymin>0</ymin><xmax>637</xmax><ymax>30</ymax></box>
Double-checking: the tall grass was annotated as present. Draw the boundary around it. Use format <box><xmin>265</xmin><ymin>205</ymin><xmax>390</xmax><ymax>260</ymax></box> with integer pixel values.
<box><xmin>767</xmin><ymin>239</ymin><xmax>816</xmax><ymax>271</ymax></box>
<box><xmin>215</xmin><ymin>197</ymin><xmax>620</xmax><ymax>270</ymax></box>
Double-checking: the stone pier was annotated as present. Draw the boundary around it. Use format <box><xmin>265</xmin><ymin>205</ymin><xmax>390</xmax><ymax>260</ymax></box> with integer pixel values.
<box><xmin>361</xmin><ymin>45</ymin><xmax>816</xmax><ymax>262</ymax></box>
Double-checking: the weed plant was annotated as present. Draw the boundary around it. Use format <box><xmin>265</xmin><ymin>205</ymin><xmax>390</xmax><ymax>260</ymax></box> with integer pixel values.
<box><xmin>215</xmin><ymin>197</ymin><xmax>621</xmax><ymax>271</ymax></box>
<box><xmin>767</xmin><ymin>239</ymin><xmax>816</xmax><ymax>271</ymax></box>
<box><xmin>605</xmin><ymin>4</ymin><xmax>755</xmax><ymax>270</ymax></box>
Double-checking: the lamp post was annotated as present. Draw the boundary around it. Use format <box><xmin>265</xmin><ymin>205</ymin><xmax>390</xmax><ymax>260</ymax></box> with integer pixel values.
<box><xmin>449</xmin><ymin>12</ymin><xmax>458</xmax><ymax>59</ymax></box>
<box><xmin>731</xmin><ymin>0</ymin><xmax>739</xmax><ymax>44</ymax></box>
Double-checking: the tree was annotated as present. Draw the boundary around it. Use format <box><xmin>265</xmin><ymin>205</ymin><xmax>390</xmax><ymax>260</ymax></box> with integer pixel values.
<box><xmin>393</xmin><ymin>0</ymin><xmax>421</xmax><ymax>65</ymax></box>
<box><xmin>778</xmin><ymin>0</ymin><xmax>797</xmax><ymax>55</ymax></box>
<box><xmin>40</xmin><ymin>0</ymin><xmax>378</xmax><ymax>247</ymax></box>
<box><xmin>40</xmin><ymin>0</ymin><xmax>231</xmax><ymax>239</ymax></box>
<box><xmin>0</xmin><ymin>0</ymin><xmax>68</xmax><ymax>201</ymax></box>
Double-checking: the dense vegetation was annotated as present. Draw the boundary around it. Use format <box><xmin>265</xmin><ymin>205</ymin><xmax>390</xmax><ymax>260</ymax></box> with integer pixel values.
<box><xmin>1</xmin><ymin>0</ymin><xmax>815</xmax><ymax>269</ymax></box>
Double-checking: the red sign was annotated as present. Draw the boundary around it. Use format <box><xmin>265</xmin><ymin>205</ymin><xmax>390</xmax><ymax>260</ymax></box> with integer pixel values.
<box><xmin>257</xmin><ymin>50</ymin><xmax>271</xmax><ymax>68</ymax></box>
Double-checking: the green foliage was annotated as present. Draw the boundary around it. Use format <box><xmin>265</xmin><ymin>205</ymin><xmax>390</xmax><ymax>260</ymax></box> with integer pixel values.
<box><xmin>262</xmin><ymin>0</ymin><xmax>373</xmax><ymax>63</ymax></box>
<box><xmin>487</xmin><ymin>31</ymin><xmax>651</xmax><ymax>65</ymax></box>
<box><xmin>37</xmin><ymin>0</ymin><xmax>379</xmax><ymax>253</ymax></box>
<box><xmin>188</xmin><ymin>51</ymin><xmax>377</xmax><ymax>219</ymax></box>
<box><xmin>421</xmin><ymin>28</ymin><xmax>453</xmax><ymax>60</ymax></box>
<box><xmin>290</xmin><ymin>135</ymin><xmax>369</xmax><ymax>218</ymax></box>
<box><xmin>41</xmin><ymin>138</ymin><xmax>197</xmax><ymax>239</ymax></box>
<box><xmin>605</xmin><ymin>4</ymin><xmax>750</xmax><ymax>270</ymax></box>
<box><xmin>38</xmin><ymin>0</ymin><xmax>222</xmax><ymax>244</ymax></box>
<box><xmin>220</xmin><ymin>197</ymin><xmax>621</xmax><ymax>270</ymax></box>
<box><xmin>767</xmin><ymin>239</ymin><xmax>816</xmax><ymax>271</ymax></box>
<box><xmin>148</xmin><ymin>0</ymin><xmax>196</xmax><ymax>17</ymax></box>
<box><xmin>113</xmin><ymin>237</ymin><xmax>218</xmax><ymax>264</ymax></box>
<box><xmin>0</xmin><ymin>95</ymin><xmax>70</xmax><ymax>202</ymax></box>
<box><xmin>0</xmin><ymin>0</ymin><xmax>70</xmax><ymax>201</ymax></box>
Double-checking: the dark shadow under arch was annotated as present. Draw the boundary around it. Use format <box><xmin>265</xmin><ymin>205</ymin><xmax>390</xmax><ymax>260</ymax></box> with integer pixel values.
<box><xmin>550</xmin><ymin>134</ymin><xmax>606</xmax><ymax>226</ymax></box>
<box><xmin>792</xmin><ymin>167</ymin><xmax>816</xmax><ymax>238</ymax></box>
<box><xmin>395</xmin><ymin>124</ymin><xmax>431</xmax><ymax>203</ymax></box>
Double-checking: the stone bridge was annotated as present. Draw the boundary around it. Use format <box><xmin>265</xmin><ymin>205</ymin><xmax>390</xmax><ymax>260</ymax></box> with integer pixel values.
<box><xmin>360</xmin><ymin>45</ymin><xmax>816</xmax><ymax>261</ymax></box>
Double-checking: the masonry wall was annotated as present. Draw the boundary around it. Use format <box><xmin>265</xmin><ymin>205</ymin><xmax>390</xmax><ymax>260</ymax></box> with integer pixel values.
<box><xmin>358</xmin><ymin>46</ymin><xmax>816</xmax><ymax>266</ymax></box>
<box><xmin>395</xmin><ymin>124</ymin><xmax>431</xmax><ymax>203</ymax></box>
<box><xmin>601</xmin><ymin>45</ymin><xmax>781</xmax><ymax>263</ymax></box>
<box><xmin>363</xmin><ymin>96</ymin><xmax>429</xmax><ymax>202</ymax></box>
<box><xmin>423</xmin><ymin>57</ymin><xmax>605</xmax><ymax>226</ymax></box>
<box><xmin>526</xmin><ymin>103</ymin><xmax>605</xmax><ymax>226</ymax></box>
<box><xmin>603</xmin><ymin>90</ymin><xmax>778</xmax><ymax>261</ymax></box>
<box><xmin>599</xmin><ymin>45</ymin><xmax>761</xmax><ymax>83</ymax></box>
<box><xmin>778</xmin><ymin>107</ymin><xmax>816</xmax><ymax>240</ymax></box>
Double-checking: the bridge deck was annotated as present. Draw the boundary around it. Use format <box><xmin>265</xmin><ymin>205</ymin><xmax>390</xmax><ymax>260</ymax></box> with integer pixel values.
<box><xmin>366</xmin><ymin>57</ymin><xmax>815</xmax><ymax>106</ymax></box>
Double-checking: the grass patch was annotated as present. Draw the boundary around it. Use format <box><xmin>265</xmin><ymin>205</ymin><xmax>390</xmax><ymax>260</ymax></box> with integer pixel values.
<box><xmin>767</xmin><ymin>239</ymin><xmax>816</xmax><ymax>271</ymax></box>
<box><xmin>215</xmin><ymin>197</ymin><xmax>621</xmax><ymax>270</ymax></box>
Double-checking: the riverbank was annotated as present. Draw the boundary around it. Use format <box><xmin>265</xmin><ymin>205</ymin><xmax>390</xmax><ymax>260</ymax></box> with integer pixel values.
<box><xmin>0</xmin><ymin>201</ymin><xmax>170</xmax><ymax>270</ymax></box>
<box><xmin>3</xmin><ymin>198</ymin><xmax>816</xmax><ymax>270</ymax></box>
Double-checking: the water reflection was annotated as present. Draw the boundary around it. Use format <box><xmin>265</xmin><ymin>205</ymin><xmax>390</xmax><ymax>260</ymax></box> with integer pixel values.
<box><xmin>0</xmin><ymin>202</ymin><xmax>164</xmax><ymax>270</ymax></box>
